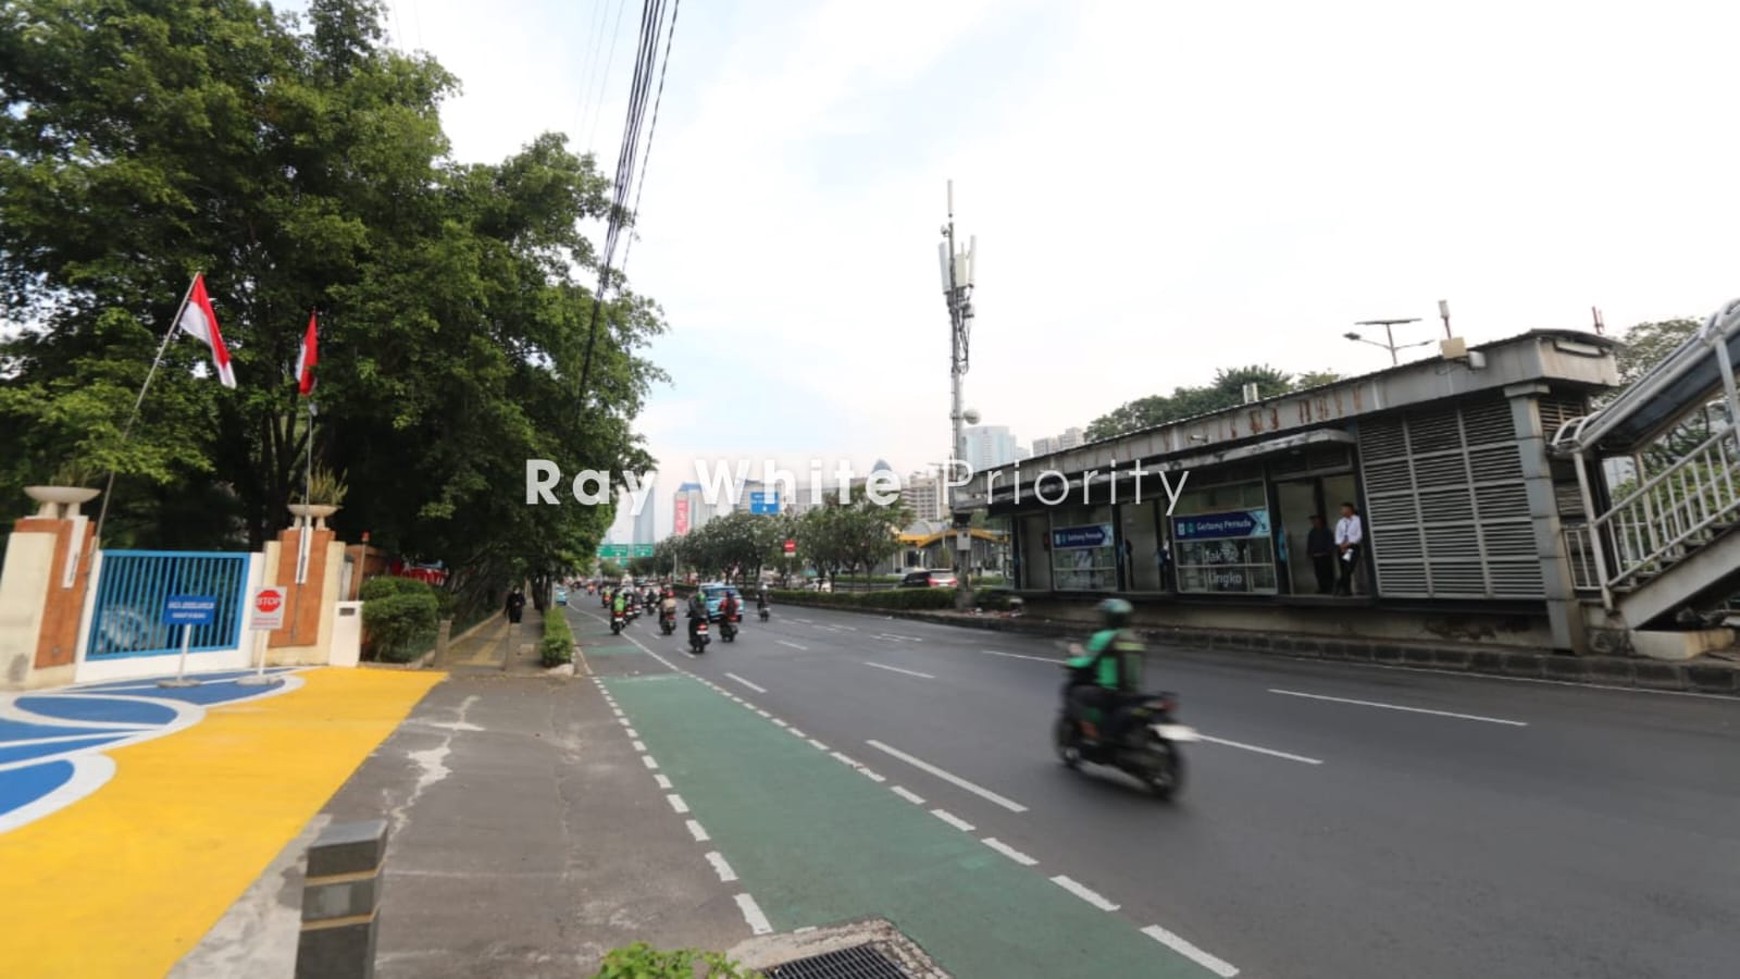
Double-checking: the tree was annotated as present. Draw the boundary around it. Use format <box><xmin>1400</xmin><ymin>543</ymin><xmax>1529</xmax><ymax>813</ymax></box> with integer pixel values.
<box><xmin>0</xmin><ymin>0</ymin><xmax>662</xmax><ymax>619</ymax></box>
<box><xmin>1603</xmin><ymin>318</ymin><xmax>1722</xmax><ymax>486</ymax></box>
<box><xmin>1083</xmin><ymin>364</ymin><xmax>1299</xmax><ymax>441</ymax></box>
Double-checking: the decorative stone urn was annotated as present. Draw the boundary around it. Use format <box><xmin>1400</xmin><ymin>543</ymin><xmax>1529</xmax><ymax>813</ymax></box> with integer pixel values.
<box><xmin>24</xmin><ymin>486</ymin><xmax>101</xmax><ymax>519</ymax></box>
<box><xmin>307</xmin><ymin>504</ymin><xmax>340</xmax><ymax>530</ymax></box>
<box><xmin>287</xmin><ymin>503</ymin><xmax>316</xmax><ymax>527</ymax></box>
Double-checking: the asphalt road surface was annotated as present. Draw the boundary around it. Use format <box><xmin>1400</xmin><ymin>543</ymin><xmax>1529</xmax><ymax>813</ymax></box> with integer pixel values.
<box><xmin>569</xmin><ymin>602</ymin><xmax>1740</xmax><ymax>979</ymax></box>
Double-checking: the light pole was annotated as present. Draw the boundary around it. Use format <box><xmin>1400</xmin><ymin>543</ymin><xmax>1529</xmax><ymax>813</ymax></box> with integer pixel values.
<box><xmin>1346</xmin><ymin>317</ymin><xmax>1430</xmax><ymax>365</ymax></box>
<box><xmin>939</xmin><ymin>180</ymin><xmax>978</xmax><ymax>610</ymax></box>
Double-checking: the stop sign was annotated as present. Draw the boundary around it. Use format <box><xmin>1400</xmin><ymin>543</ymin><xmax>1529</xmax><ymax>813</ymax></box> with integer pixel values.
<box><xmin>251</xmin><ymin>587</ymin><xmax>286</xmax><ymax>630</ymax></box>
<box><xmin>783</xmin><ymin>539</ymin><xmax>796</xmax><ymax>554</ymax></box>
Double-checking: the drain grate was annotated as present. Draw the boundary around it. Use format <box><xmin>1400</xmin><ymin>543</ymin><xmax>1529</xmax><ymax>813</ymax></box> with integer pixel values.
<box><xmin>763</xmin><ymin>943</ymin><xmax>912</xmax><ymax>979</ymax></box>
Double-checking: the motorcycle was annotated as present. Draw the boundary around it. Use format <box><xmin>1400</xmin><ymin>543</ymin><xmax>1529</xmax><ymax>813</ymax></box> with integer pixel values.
<box><xmin>659</xmin><ymin>607</ymin><xmax>677</xmax><ymax>635</ymax></box>
<box><xmin>610</xmin><ymin>610</ymin><xmax>626</xmax><ymax>635</ymax></box>
<box><xmin>720</xmin><ymin>611</ymin><xmax>739</xmax><ymax>643</ymax></box>
<box><xmin>758</xmin><ymin>604</ymin><xmax>770</xmax><ymax>622</ymax></box>
<box><xmin>1054</xmin><ymin>674</ymin><xmax>1194</xmax><ymax>799</ymax></box>
<box><xmin>689</xmin><ymin>618</ymin><xmax>710</xmax><ymax>655</ymax></box>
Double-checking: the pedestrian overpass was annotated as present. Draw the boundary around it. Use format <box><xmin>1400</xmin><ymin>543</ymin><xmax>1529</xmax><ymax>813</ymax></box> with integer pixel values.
<box><xmin>1551</xmin><ymin>298</ymin><xmax>1740</xmax><ymax>633</ymax></box>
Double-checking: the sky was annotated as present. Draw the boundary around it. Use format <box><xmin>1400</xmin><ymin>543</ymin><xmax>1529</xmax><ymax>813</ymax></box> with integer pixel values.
<box><xmin>286</xmin><ymin>0</ymin><xmax>1740</xmax><ymax>542</ymax></box>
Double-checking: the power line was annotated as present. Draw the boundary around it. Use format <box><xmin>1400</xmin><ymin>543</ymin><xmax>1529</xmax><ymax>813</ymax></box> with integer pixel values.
<box><xmin>577</xmin><ymin>0</ymin><xmax>675</xmax><ymax>402</ymax></box>
<box><xmin>571</xmin><ymin>0</ymin><xmax>613</xmax><ymax>151</ymax></box>
<box><xmin>617</xmin><ymin>0</ymin><xmax>680</xmax><ymax>279</ymax></box>
<box><xmin>587</xmin><ymin>0</ymin><xmax>633</xmax><ymax>152</ymax></box>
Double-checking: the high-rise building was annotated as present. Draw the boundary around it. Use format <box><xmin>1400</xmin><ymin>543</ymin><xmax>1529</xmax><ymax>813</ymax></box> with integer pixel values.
<box><xmin>900</xmin><ymin>471</ymin><xmax>945</xmax><ymax>522</ymax></box>
<box><xmin>673</xmin><ymin>482</ymin><xmax>711</xmax><ymax>535</ymax></box>
<box><xmin>632</xmin><ymin>491</ymin><xmax>657</xmax><ymax>544</ymax></box>
<box><xmin>962</xmin><ymin>425</ymin><xmax>1026</xmax><ymax>474</ymax></box>
<box><xmin>1031</xmin><ymin>427</ymin><xmax>1085</xmax><ymax>458</ymax></box>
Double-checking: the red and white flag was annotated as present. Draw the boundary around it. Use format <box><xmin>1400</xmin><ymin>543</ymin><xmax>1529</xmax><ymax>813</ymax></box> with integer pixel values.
<box><xmin>177</xmin><ymin>274</ymin><xmax>236</xmax><ymax>388</ymax></box>
<box><xmin>295</xmin><ymin>311</ymin><xmax>318</xmax><ymax>395</ymax></box>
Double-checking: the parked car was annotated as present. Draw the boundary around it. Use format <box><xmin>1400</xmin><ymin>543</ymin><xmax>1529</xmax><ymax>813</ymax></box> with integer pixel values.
<box><xmin>555</xmin><ymin>587</ymin><xmax>568</xmax><ymax>606</ymax></box>
<box><xmin>899</xmin><ymin>569</ymin><xmax>958</xmax><ymax>589</ymax></box>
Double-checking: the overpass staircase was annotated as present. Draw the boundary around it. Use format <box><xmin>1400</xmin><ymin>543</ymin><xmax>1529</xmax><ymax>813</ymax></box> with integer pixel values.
<box><xmin>1552</xmin><ymin>299</ymin><xmax>1740</xmax><ymax>632</ymax></box>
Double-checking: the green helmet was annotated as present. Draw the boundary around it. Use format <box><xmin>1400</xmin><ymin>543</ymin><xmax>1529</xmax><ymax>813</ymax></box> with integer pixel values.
<box><xmin>1098</xmin><ymin>597</ymin><xmax>1132</xmax><ymax>628</ymax></box>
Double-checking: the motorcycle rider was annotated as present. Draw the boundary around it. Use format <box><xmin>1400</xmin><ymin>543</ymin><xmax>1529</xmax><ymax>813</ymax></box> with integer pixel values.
<box><xmin>611</xmin><ymin>589</ymin><xmax>629</xmax><ymax>623</ymax></box>
<box><xmin>1065</xmin><ymin>598</ymin><xmax>1147</xmax><ymax>744</ymax></box>
<box><xmin>719</xmin><ymin>590</ymin><xmax>741</xmax><ymax>635</ymax></box>
<box><xmin>685</xmin><ymin>589</ymin><xmax>709</xmax><ymax>643</ymax></box>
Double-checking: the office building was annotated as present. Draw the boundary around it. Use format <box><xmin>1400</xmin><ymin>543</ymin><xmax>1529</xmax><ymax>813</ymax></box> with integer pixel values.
<box><xmin>900</xmin><ymin>471</ymin><xmax>946</xmax><ymax>522</ymax></box>
<box><xmin>1031</xmin><ymin>427</ymin><xmax>1085</xmax><ymax>458</ymax></box>
<box><xmin>673</xmin><ymin>482</ymin><xmax>711</xmax><ymax>535</ymax></box>
<box><xmin>962</xmin><ymin>425</ymin><xmax>1028</xmax><ymax>475</ymax></box>
<box><xmin>632</xmin><ymin>491</ymin><xmax>657</xmax><ymax>544</ymax></box>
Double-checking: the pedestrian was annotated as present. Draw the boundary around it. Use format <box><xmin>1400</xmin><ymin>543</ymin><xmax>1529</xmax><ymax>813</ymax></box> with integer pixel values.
<box><xmin>1307</xmin><ymin>514</ymin><xmax>1336</xmax><ymax>594</ymax></box>
<box><xmin>505</xmin><ymin>588</ymin><xmax>525</xmax><ymax>624</ymax></box>
<box><xmin>1334</xmin><ymin>503</ymin><xmax>1363</xmax><ymax>596</ymax></box>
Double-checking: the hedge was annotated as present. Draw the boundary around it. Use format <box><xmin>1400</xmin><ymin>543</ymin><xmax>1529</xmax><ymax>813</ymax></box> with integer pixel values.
<box><xmin>361</xmin><ymin>576</ymin><xmax>441</xmax><ymax>663</ymax></box>
<box><xmin>768</xmin><ymin>587</ymin><xmax>957</xmax><ymax>611</ymax></box>
<box><xmin>541</xmin><ymin>608</ymin><xmax>574</xmax><ymax>667</ymax></box>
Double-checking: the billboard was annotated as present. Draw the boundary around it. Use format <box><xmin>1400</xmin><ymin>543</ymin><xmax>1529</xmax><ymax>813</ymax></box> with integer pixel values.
<box><xmin>674</xmin><ymin>496</ymin><xmax>691</xmax><ymax>535</ymax></box>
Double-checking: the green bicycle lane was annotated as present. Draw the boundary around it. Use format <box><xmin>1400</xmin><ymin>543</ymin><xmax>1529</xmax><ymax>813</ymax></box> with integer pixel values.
<box><xmin>603</xmin><ymin>671</ymin><xmax>1226</xmax><ymax>978</ymax></box>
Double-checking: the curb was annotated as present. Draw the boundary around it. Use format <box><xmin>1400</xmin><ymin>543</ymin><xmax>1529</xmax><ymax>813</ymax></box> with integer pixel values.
<box><xmin>768</xmin><ymin>598</ymin><xmax>1740</xmax><ymax>696</ymax></box>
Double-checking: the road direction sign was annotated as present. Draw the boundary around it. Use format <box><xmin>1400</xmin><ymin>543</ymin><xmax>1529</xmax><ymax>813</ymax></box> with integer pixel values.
<box><xmin>163</xmin><ymin>594</ymin><xmax>217</xmax><ymax>627</ymax></box>
<box><xmin>251</xmin><ymin>586</ymin><xmax>286</xmax><ymax>631</ymax></box>
<box><xmin>750</xmin><ymin>491</ymin><xmax>780</xmax><ymax>515</ymax></box>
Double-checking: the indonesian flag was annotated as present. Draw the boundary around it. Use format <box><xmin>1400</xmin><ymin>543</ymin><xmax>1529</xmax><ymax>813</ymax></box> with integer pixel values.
<box><xmin>295</xmin><ymin>311</ymin><xmax>318</xmax><ymax>396</ymax></box>
<box><xmin>177</xmin><ymin>274</ymin><xmax>236</xmax><ymax>388</ymax></box>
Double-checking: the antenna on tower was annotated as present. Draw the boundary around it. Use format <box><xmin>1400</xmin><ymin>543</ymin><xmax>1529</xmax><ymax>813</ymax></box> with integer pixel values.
<box><xmin>1591</xmin><ymin>306</ymin><xmax>1605</xmax><ymax>336</ymax></box>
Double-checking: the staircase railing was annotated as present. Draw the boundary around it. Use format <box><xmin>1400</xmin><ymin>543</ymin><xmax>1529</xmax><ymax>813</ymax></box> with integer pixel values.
<box><xmin>1589</xmin><ymin>424</ymin><xmax>1740</xmax><ymax>591</ymax></box>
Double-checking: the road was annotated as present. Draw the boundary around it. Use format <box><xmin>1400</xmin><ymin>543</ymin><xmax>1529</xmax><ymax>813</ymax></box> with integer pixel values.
<box><xmin>569</xmin><ymin>601</ymin><xmax>1740</xmax><ymax>978</ymax></box>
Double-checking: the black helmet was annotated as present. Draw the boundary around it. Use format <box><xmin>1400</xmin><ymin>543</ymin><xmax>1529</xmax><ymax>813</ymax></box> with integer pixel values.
<box><xmin>1098</xmin><ymin>597</ymin><xmax>1132</xmax><ymax>628</ymax></box>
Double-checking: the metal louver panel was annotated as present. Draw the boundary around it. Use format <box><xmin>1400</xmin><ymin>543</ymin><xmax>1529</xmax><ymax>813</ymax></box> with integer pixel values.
<box><xmin>1358</xmin><ymin>395</ymin><xmax>1546</xmax><ymax>599</ymax></box>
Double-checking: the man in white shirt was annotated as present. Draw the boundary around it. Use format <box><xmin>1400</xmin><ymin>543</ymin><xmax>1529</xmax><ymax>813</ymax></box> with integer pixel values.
<box><xmin>1333</xmin><ymin>502</ymin><xmax>1363</xmax><ymax>596</ymax></box>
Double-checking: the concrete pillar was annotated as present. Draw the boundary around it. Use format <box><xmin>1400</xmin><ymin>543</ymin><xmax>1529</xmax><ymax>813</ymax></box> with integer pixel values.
<box><xmin>0</xmin><ymin>505</ymin><xmax>97</xmax><ymax>690</ymax></box>
<box><xmin>1506</xmin><ymin>383</ymin><xmax>1589</xmax><ymax>654</ymax></box>
<box><xmin>297</xmin><ymin>819</ymin><xmax>388</xmax><ymax>979</ymax></box>
<box><xmin>262</xmin><ymin>524</ymin><xmax>346</xmax><ymax>664</ymax></box>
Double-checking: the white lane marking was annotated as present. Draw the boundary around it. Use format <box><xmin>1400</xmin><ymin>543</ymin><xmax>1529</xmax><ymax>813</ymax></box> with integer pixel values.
<box><xmin>1142</xmin><ymin>925</ymin><xmax>1240</xmax><ymax>977</ymax></box>
<box><xmin>625</xmin><ymin>728</ymin><xmax>638</xmax><ymax>737</ymax></box>
<box><xmin>772</xmin><ymin>718</ymin><xmax>789</xmax><ymax>728</ymax></box>
<box><xmin>1269</xmin><ymin>688</ymin><xmax>1529</xmax><ymax>726</ymax></box>
<box><xmin>792</xmin><ymin>618</ymin><xmax>813</xmax><ymax>624</ymax></box>
<box><xmin>736</xmin><ymin>894</ymin><xmax>773</xmax><ymax>935</ymax></box>
<box><xmin>687</xmin><ymin>819</ymin><xmax>710</xmax><ymax>842</ymax></box>
<box><xmin>831</xmin><ymin>624</ymin><xmax>858</xmax><ymax>631</ymax></box>
<box><xmin>756</xmin><ymin>709</ymin><xmax>772</xmax><ymax>718</ymax></box>
<box><xmin>982</xmin><ymin>649</ymin><xmax>1061</xmax><ymax>664</ymax></box>
<box><xmin>1051</xmin><ymin>875</ymin><xmax>1119</xmax><ymax>911</ymax></box>
<box><xmin>632</xmin><ymin>740</ymin><xmax>646</xmax><ymax>752</ymax></box>
<box><xmin>830</xmin><ymin>751</ymin><xmax>859</xmax><ymax>767</ymax></box>
<box><xmin>788</xmin><ymin>727</ymin><xmax>806</xmax><ymax>738</ymax></box>
<box><xmin>808</xmin><ymin>739</ymin><xmax>828</xmax><ymax>750</ymax></box>
<box><xmin>861</xmin><ymin>770</ymin><xmax>887</xmax><ymax>783</ymax></box>
<box><xmin>726</xmin><ymin>673</ymin><xmax>767</xmax><ymax>694</ymax></box>
<box><xmin>1353</xmin><ymin>660</ymin><xmax>1740</xmax><ymax>701</ymax></box>
<box><xmin>1196</xmin><ymin>734</ymin><xmax>1322</xmax><ymax>765</ymax></box>
<box><xmin>655</xmin><ymin>774</ymin><xmax>672</xmax><ymax>789</ymax></box>
<box><xmin>643</xmin><ymin>755</ymin><xmax>660</xmax><ymax>770</ymax></box>
<box><xmin>667</xmin><ymin>793</ymin><xmax>689</xmax><ymax>813</ymax></box>
<box><xmin>930</xmin><ymin>809</ymin><xmax>975</xmax><ymax>832</ymax></box>
<box><xmin>617</xmin><ymin>718</ymin><xmax>630</xmax><ymax>727</ymax></box>
<box><xmin>891</xmin><ymin>786</ymin><xmax>926</xmax><ymax>805</ymax></box>
<box><xmin>865</xmin><ymin>740</ymin><xmax>1028</xmax><ymax>813</ymax></box>
<box><xmin>611</xmin><ymin>708</ymin><xmax>623</xmax><ymax>717</ymax></box>
<box><xmin>705</xmin><ymin>851</ymin><xmax>738</xmax><ymax>882</ymax></box>
<box><xmin>872</xmin><ymin>634</ymin><xmax>925</xmax><ymax>643</ymax></box>
<box><xmin>777</xmin><ymin>640</ymin><xmax>808</xmax><ymax>650</ymax></box>
<box><xmin>864</xmin><ymin>662</ymin><xmax>935</xmax><ymax>679</ymax></box>
<box><xmin>982</xmin><ymin>838</ymin><xmax>1038</xmax><ymax>866</ymax></box>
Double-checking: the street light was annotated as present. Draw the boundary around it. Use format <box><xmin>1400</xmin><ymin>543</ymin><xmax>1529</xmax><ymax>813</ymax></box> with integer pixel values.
<box><xmin>1346</xmin><ymin>318</ymin><xmax>1430</xmax><ymax>365</ymax></box>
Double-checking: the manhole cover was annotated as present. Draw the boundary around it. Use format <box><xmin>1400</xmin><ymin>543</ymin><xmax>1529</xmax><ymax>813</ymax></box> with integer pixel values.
<box><xmin>764</xmin><ymin>943</ymin><xmax>910</xmax><ymax>979</ymax></box>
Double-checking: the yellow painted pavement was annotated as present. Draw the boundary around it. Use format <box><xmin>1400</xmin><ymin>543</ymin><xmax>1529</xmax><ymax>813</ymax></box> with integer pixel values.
<box><xmin>0</xmin><ymin>667</ymin><xmax>444</xmax><ymax>979</ymax></box>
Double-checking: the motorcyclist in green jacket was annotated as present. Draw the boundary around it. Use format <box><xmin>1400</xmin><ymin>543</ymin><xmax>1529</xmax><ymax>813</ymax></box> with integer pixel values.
<box><xmin>1065</xmin><ymin>598</ymin><xmax>1146</xmax><ymax>743</ymax></box>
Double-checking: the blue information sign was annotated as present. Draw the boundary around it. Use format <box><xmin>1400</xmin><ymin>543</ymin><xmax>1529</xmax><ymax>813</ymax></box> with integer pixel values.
<box><xmin>1171</xmin><ymin>509</ymin><xmax>1271</xmax><ymax>541</ymax></box>
<box><xmin>162</xmin><ymin>594</ymin><xmax>218</xmax><ymax>626</ymax></box>
<box><xmin>750</xmin><ymin>491</ymin><xmax>780</xmax><ymax>515</ymax></box>
<box><xmin>1051</xmin><ymin>524</ymin><xmax>1112</xmax><ymax>549</ymax></box>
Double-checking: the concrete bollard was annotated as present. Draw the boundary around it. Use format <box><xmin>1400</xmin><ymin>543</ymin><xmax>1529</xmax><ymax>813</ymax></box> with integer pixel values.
<box><xmin>296</xmin><ymin>819</ymin><xmax>389</xmax><ymax>979</ymax></box>
<box><xmin>425</xmin><ymin>618</ymin><xmax>453</xmax><ymax>669</ymax></box>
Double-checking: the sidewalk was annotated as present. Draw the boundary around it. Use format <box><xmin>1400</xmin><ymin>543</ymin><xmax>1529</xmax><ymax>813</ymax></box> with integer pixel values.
<box><xmin>0</xmin><ymin>667</ymin><xmax>441</xmax><ymax>978</ymax></box>
<box><xmin>438</xmin><ymin>606</ymin><xmax>549</xmax><ymax>676</ymax></box>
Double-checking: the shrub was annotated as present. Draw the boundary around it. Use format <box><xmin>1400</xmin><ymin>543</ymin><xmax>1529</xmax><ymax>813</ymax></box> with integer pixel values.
<box><xmin>974</xmin><ymin>587</ymin><xmax>1020</xmax><ymax>611</ymax></box>
<box><xmin>859</xmin><ymin>587</ymin><xmax>957</xmax><ymax>610</ymax></box>
<box><xmin>362</xmin><ymin>586</ymin><xmax>440</xmax><ymax>663</ymax></box>
<box><xmin>359</xmin><ymin>575</ymin><xmax>431</xmax><ymax>602</ymax></box>
<box><xmin>541</xmin><ymin>609</ymin><xmax>574</xmax><ymax>667</ymax></box>
<box><xmin>592</xmin><ymin>942</ymin><xmax>761</xmax><ymax>978</ymax></box>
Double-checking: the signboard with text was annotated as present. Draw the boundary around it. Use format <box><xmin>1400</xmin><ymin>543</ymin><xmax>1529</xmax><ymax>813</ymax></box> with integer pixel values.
<box><xmin>596</xmin><ymin>543</ymin><xmax>657</xmax><ymax>560</ymax></box>
<box><xmin>1171</xmin><ymin>509</ymin><xmax>1271</xmax><ymax>541</ymax></box>
<box><xmin>250</xmin><ymin>587</ymin><xmax>286</xmax><ymax>631</ymax></box>
<box><xmin>783</xmin><ymin>539</ymin><xmax>796</xmax><ymax>555</ymax></box>
<box><xmin>162</xmin><ymin>594</ymin><xmax>217</xmax><ymax>627</ymax></box>
<box><xmin>1050</xmin><ymin>524</ymin><xmax>1112</xmax><ymax>550</ymax></box>
<box><xmin>673</xmin><ymin>497</ymin><xmax>691</xmax><ymax>535</ymax></box>
<box><xmin>750</xmin><ymin>491</ymin><xmax>780</xmax><ymax>515</ymax></box>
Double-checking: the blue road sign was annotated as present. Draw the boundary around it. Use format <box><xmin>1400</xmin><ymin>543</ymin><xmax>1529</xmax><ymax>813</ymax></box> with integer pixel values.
<box><xmin>1051</xmin><ymin>524</ymin><xmax>1112</xmax><ymax>549</ymax></box>
<box><xmin>1171</xmin><ymin>509</ymin><xmax>1271</xmax><ymax>541</ymax></box>
<box><xmin>750</xmin><ymin>491</ymin><xmax>780</xmax><ymax>515</ymax></box>
<box><xmin>162</xmin><ymin>594</ymin><xmax>218</xmax><ymax>627</ymax></box>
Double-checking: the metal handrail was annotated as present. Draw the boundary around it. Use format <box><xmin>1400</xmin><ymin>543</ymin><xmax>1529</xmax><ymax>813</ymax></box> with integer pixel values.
<box><xmin>1590</xmin><ymin>423</ymin><xmax>1740</xmax><ymax>588</ymax></box>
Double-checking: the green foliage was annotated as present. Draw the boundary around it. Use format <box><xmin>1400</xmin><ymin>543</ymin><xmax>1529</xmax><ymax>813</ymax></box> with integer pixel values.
<box><xmin>540</xmin><ymin>608</ymin><xmax>573</xmax><ymax>667</ymax></box>
<box><xmin>591</xmin><ymin>942</ymin><xmax>761</xmax><ymax>978</ymax></box>
<box><xmin>361</xmin><ymin>576</ymin><xmax>439</xmax><ymax>662</ymax></box>
<box><xmin>304</xmin><ymin>464</ymin><xmax>349</xmax><ymax>506</ymax></box>
<box><xmin>0</xmin><ymin>0</ymin><xmax>658</xmax><ymax>595</ymax></box>
<box><xmin>598</xmin><ymin>559</ymin><xmax>625</xmax><ymax>580</ymax></box>
<box><xmin>51</xmin><ymin>458</ymin><xmax>100</xmax><ymax>487</ymax></box>
<box><xmin>665</xmin><ymin>498</ymin><xmax>910</xmax><ymax>585</ymax></box>
<box><xmin>769</xmin><ymin>587</ymin><xmax>957</xmax><ymax>611</ymax></box>
<box><xmin>1084</xmin><ymin>365</ymin><xmax>1338</xmax><ymax>442</ymax></box>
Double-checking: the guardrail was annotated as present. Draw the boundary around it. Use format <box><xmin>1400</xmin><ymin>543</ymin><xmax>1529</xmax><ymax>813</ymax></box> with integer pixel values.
<box><xmin>1590</xmin><ymin>424</ymin><xmax>1740</xmax><ymax>590</ymax></box>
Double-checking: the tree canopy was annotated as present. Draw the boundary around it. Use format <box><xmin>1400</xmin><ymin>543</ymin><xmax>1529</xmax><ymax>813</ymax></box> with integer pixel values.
<box><xmin>1083</xmin><ymin>365</ymin><xmax>1340</xmax><ymax>442</ymax></box>
<box><xmin>0</xmin><ymin>0</ymin><xmax>660</xmax><ymax>611</ymax></box>
<box><xmin>661</xmin><ymin>494</ymin><xmax>911</xmax><ymax>584</ymax></box>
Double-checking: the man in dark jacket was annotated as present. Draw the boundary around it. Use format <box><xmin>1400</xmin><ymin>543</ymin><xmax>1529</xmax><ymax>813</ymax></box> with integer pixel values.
<box><xmin>1306</xmin><ymin>515</ymin><xmax>1336</xmax><ymax>594</ymax></box>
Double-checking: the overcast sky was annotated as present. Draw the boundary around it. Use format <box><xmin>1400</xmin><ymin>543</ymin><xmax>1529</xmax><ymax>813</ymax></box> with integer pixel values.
<box><xmin>319</xmin><ymin>0</ymin><xmax>1740</xmax><ymax>540</ymax></box>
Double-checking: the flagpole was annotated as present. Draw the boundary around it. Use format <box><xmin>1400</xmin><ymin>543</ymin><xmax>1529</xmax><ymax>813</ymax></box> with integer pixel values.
<box><xmin>91</xmin><ymin>273</ymin><xmax>200</xmax><ymax>550</ymax></box>
<box><xmin>296</xmin><ymin>398</ymin><xmax>314</xmax><ymax>586</ymax></box>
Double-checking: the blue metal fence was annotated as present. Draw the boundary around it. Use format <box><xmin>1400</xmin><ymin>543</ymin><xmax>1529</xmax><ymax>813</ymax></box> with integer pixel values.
<box><xmin>85</xmin><ymin>551</ymin><xmax>250</xmax><ymax>659</ymax></box>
